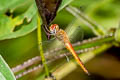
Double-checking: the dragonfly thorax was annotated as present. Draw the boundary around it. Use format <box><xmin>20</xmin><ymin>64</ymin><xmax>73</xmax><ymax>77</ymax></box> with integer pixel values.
<box><xmin>49</xmin><ymin>24</ymin><xmax>59</xmax><ymax>35</ymax></box>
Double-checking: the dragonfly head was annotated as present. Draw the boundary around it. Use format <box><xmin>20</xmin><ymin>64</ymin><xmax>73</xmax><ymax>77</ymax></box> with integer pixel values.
<box><xmin>49</xmin><ymin>24</ymin><xmax>59</xmax><ymax>35</ymax></box>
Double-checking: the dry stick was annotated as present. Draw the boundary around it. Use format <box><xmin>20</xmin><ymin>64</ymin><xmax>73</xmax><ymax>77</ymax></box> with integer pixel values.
<box><xmin>15</xmin><ymin>46</ymin><xmax>99</xmax><ymax>79</ymax></box>
<box><xmin>15</xmin><ymin>64</ymin><xmax>42</xmax><ymax>79</ymax></box>
<box><xmin>12</xmin><ymin>33</ymin><xmax>113</xmax><ymax>73</ymax></box>
<box><xmin>12</xmin><ymin>56</ymin><xmax>40</xmax><ymax>73</ymax></box>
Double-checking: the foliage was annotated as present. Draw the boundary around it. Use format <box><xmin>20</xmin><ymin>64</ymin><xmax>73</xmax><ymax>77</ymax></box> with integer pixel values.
<box><xmin>0</xmin><ymin>0</ymin><xmax>120</xmax><ymax>80</ymax></box>
<box><xmin>0</xmin><ymin>55</ymin><xmax>16</xmax><ymax>80</ymax></box>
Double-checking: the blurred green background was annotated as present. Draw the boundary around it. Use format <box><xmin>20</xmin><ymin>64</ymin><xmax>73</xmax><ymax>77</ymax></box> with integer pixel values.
<box><xmin>0</xmin><ymin>0</ymin><xmax>120</xmax><ymax>80</ymax></box>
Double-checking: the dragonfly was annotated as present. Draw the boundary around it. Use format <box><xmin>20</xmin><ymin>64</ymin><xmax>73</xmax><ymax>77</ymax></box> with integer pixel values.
<box><xmin>49</xmin><ymin>24</ymin><xmax>90</xmax><ymax>75</ymax></box>
<box><xmin>35</xmin><ymin>0</ymin><xmax>90</xmax><ymax>75</ymax></box>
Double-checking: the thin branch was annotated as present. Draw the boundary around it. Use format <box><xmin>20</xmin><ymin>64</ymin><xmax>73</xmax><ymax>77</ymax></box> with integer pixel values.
<box><xmin>14</xmin><ymin>32</ymin><xmax>114</xmax><ymax>79</ymax></box>
<box><xmin>12</xmin><ymin>33</ymin><xmax>114</xmax><ymax>73</ymax></box>
<box><xmin>12</xmin><ymin>56</ymin><xmax>40</xmax><ymax>73</ymax></box>
<box><xmin>15</xmin><ymin>64</ymin><xmax>42</xmax><ymax>79</ymax></box>
<box><xmin>15</xmin><ymin>46</ymin><xmax>99</xmax><ymax>79</ymax></box>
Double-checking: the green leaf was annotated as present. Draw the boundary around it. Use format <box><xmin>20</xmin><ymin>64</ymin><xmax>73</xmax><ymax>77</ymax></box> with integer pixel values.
<box><xmin>0</xmin><ymin>55</ymin><xmax>16</xmax><ymax>80</ymax></box>
<box><xmin>0</xmin><ymin>4</ymin><xmax>37</xmax><ymax>40</ymax></box>
<box><xmin>0</xmin><ymin>0</ymin><xmax>16</xmax><ymax>13</ymax></box>
<box><xmin>86</xmin><ymin>0</ymin><xmax>120</xmax><ymax>31</ymax></box>
<box><xmin>0</xmin><ymin>72</ymin><xmax>6</xmax><ymax>80</ymax></box>
<box><xmin>115</xmin><ymin>23</ymin><xmax>120</xmax><ymax>42</ymax></box>
<box><xmin>0</xmin><ymin>0</ymin><xmax>32</xmax><ymax>14</ymax></box>
<box><xmin>0</xmin><ymin>0</ymin><xmax>73</xmax><ymax>40</ymax></box>
<box><xmin>58</xmin><ymin>0</ymin><xmax>73</xmax><ymax>11</ymax></box>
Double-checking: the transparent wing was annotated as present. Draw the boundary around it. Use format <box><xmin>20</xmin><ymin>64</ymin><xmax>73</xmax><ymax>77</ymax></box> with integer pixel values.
<box><xmin>45</xmin><ymin>21</ymin><xmax>84</xmax><ymax>50</ymax></box>
<box><xmin>32</xmin><ymin>19</ymin><xmax>84</xmax><ymax>54</ymax></box>
<box><xmin>65</xmin><ymin>24</ymin><xmax>84</xmax><ymax>43</ymax></box>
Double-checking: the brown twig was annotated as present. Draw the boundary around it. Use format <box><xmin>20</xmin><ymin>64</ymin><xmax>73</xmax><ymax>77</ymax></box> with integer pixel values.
<box><xmin>15</xmin><ymin>46</ymin><xmax>99</xmax><ymax>79</ymax></box>
<box><xmin>12</xmin><ymin>56</ymin><xmax>40</xmax><ymax>73</ymax></box>
<box><xmin>12</xmin><ymin>33</ymin><xmax>113</xmax><ymax>73</ymax></box>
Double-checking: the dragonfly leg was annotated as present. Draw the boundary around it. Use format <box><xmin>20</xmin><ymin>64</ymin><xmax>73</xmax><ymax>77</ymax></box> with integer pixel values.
<box><xmin>42</xmin><ymin>25</ymin><xmax>51</xmax><ymax>34</ymax></box>
<box><xmin>42</xmin><ymin>25</ymin><xmax>55</xmax><ymax>36</ymax></box>
<box><xmin>64</xmin><ymin>54</ymin><xmax>70</xmax><ymax>62</ymax></box>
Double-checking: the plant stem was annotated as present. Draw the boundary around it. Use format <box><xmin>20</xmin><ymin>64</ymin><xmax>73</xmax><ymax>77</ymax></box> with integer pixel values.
<box><xmin>66</xmin><ymin>6</ymin><xmax>106</xmax><ymax>36</ymax></box>
<box><xmin>37</xmin><ymin>15</ymin><xmax>50</xmax><ymax>77</ymax></box>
